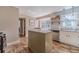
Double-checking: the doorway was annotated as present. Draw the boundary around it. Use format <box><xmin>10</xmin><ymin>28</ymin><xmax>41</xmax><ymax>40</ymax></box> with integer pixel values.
<box><xmin>19</xmin><ymin>18</ymin><xmax>26</xmax><ymax>37</ymax></box>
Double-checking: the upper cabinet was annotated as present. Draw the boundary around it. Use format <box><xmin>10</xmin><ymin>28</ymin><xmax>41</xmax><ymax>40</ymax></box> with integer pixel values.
<box><xmin>51</xmin><ymin>15</ymin><xmax>60</xmax><ymax>23</ymax></box>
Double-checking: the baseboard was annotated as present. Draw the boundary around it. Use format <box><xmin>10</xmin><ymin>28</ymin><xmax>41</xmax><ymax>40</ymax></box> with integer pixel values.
<box><xmin>7</xmin><ymin>40</ymin><xmax>20</xmax><ymax>46</ymax></box>
<box><xmin>58</xmin><ymin>41</ymin><xmax>79</xmax><ymax>48</ymax></box>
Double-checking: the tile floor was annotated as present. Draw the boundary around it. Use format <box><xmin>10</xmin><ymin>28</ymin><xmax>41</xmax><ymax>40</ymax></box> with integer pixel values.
<box><xmin>5</xmin><ymin>37</ymin><xmax>79</xmax><ymax>53</ymax></box>
<box><xmin>52</xmin><ymin>41</ymin><xmax>79</xmax><ymax>53</ymax></box>
<box><xmin>5</xmin><ymin>37</ymin><xmax>29</xmax><ymax>53</ymax></box>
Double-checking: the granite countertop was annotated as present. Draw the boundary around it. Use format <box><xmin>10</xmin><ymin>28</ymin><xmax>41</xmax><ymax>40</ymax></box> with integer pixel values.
<box><xmin>28</xmin><ymin>28</ymin><xmax>51</xmax><ymax>33</ymax></box>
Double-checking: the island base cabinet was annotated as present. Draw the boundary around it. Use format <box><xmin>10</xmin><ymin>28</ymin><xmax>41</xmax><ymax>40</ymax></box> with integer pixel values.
<box><xmin>45</xmin><ymin>32</ymin><xmax>53</xmax><ymax>53</ymax></box>
<box><xmin>28</xmin><ymin>31</ymin><xmax>52</xmax><ymax>53</ymax></box>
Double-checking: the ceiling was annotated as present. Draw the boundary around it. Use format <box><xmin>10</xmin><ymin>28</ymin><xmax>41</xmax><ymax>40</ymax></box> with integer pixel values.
<box><xmin>16</xmin><ymin>6</ymin><xmax>70</xmax><ymax>17</ymax></box>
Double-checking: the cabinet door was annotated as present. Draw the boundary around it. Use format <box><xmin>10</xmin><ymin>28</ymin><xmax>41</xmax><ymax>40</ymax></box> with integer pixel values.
<box><xmin>70</xmin><ymin>32</ymin><xmax>79</xmax><ymax>47</ymax></box>
<box><xmin>52</xmin><ymin>32</ymin><xmax>59</xmax><ymax>41</ymax></box>
<box><xmin>60</xmin><ymin>31</ymin><xmax>71</xmax><ymax>44</ymax></box>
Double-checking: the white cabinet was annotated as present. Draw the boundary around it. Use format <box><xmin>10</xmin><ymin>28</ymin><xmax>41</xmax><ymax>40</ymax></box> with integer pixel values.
<box><xmin>60</xmin><ymin>31</ymin><xmax>71</xmax><ymax>44</ymax></box>
<box><xmin>60</xmin><ymin>31</ymin><xmax>79</xmax><ymax>47</ymax></box>
<box><xmin>70</xmin><ymin>32</ymin><xmax>79</xmax><ymax>47</ymax></box>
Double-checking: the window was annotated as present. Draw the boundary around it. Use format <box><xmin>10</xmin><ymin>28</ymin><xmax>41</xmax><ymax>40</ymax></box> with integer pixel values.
<box><xmin>40</xmin><ymin>20</ymin><xmax>51</xmax><ymax>30</ymax></box>
<box><xmin>60</xmin><ymin>14</ymin><xmax>76</xmax><ymax>31</ymax></box>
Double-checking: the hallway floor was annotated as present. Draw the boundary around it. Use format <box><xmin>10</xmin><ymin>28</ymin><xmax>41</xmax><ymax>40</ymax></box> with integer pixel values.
<box><xmin>5</xmin><ymin>37</ymin><xmax>79</xmax><ymax>53</ymax></box>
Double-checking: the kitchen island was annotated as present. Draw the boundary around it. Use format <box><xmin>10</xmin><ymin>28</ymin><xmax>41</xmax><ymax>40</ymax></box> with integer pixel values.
<box><xmin>28</xmin><ymin>29</ymin><xmax>52</xmax><ymax>53</ymax></box>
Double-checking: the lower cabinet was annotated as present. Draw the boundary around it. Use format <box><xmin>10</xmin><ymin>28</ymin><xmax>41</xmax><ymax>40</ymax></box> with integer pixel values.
<box><xmin>60</xmin><ymin>31</ymin><xmax>79</xmax><ymax>47</ymax></box>
<box><xmin>52</xmin><ymin>31</ymin><xmax>59</xmax><ymax>41</ymax></box>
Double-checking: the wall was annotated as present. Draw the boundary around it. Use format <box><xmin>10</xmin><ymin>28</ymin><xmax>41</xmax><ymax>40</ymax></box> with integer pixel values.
<box><xmin>0</xmin><ymin>7</ymin><xmax>19</xmax><ymax>43</ymax></box>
